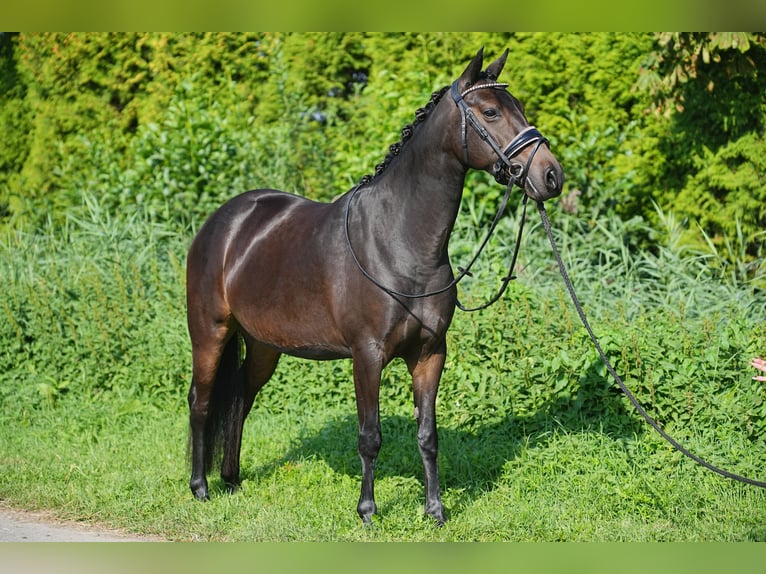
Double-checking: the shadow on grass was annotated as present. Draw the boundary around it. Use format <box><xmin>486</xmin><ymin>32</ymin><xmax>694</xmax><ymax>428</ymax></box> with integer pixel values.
<box><xmin>238</xmin><ymin>363</ymin><xmax>644</xmax><ymax>520</ymax></box>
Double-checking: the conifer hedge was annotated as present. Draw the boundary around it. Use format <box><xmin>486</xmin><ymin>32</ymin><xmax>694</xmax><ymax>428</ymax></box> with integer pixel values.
<box><xmin>1</xmin><ymin>32</ymin><xmax>763</xmax><ymax>262</ymax></box>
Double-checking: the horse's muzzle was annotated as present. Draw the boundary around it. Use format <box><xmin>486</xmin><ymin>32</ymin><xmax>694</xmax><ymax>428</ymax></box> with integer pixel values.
<box><xmin>494</xmin><ymin>156</ymin><xmax>563</xmax><ymax>201</ymax></box>
<box><xmin>491</xmin><ymin>126</ymin><xmax>563</xmax><ymax>201</ymax></box>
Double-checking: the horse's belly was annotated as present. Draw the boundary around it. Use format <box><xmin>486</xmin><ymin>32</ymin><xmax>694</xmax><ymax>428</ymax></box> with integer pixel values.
<box><xmin>226</xmin><ymin>264</ymin><xmax>351</xmax><ymax>360</ymax></box>
<box><xmin>243</xmin><ymin>309</ymin><xmax>350</xmax><ymax>359</ymax></box>
<box><xmin>217</xmin><ymin>195</ymin><xmax>352</xmax><ymax>358</ymax></box>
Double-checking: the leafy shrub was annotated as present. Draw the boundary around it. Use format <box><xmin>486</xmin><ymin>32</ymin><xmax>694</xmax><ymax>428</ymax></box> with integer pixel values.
<box><xmin>637</xmin><ymin>33</ymin><xmax>766</xmax><ymax>262</ymax></box>
<box><xmin>2</xmin><ymin>32</ymin><xmax>763</xmax><ymax>264</ymax></box>
<box><xmin>671</xmin><ymin>131</ymin><xmax>766</xmax><ymax>259</ymax></box>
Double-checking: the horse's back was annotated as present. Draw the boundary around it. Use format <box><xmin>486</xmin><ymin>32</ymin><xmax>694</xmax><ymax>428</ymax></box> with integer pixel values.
<box><xmin>189</xmin><ymin>188</ymin><xmax>337</xmax><ymax>270</ymax></box>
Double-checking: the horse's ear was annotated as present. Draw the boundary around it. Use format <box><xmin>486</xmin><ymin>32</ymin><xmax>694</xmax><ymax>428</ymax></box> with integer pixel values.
<box><xmin>457</xmin><ymin>47</ymin><xmax>484</xmax><ymax>91</ymax></box>
<box><xmin>484</xmin><ymin>49</ymin><xmax>509</xmax><ymax>81</ymax></box>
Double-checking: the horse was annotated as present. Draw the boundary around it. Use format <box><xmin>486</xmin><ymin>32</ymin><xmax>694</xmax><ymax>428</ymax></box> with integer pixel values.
<box><xmin>185</xmin><ymin>47</ymin><xmax>564</xmax><ymax>525</ymax></box>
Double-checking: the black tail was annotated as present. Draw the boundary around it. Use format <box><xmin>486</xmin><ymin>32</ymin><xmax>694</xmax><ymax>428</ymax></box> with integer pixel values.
<box><xmin>188</xmin><ymin>334</ymin><xmax>244</xmax><ymax>474</ymax></box>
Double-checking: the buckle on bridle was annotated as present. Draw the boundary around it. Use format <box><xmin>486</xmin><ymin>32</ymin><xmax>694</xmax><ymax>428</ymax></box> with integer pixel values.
<box><xmin>492</xmin><ymin>126</ymin><xmax>549</xmax><ymax>187</ymax></box>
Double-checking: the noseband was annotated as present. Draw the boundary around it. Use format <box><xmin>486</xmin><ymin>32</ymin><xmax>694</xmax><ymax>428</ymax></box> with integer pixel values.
<box><xmin>450</xmin><ymin>81</ymin><xmax>549</xmax><ymax>188</ymax></box>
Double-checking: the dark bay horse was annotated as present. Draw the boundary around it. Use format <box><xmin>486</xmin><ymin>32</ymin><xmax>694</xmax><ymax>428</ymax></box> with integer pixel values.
<box><xmin>186</xmin><ymin>48</ymin><xmax>563</xmax><ymax>524</ymax></box>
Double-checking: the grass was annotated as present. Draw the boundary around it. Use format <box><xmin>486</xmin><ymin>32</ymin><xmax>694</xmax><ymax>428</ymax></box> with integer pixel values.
<box><xmin>1</xmin><ymin>393</ymin><xmax>765</xmax><ymax>541</ymax></box>
<box><xmin>1</xmin><ymin>197</ymin><xmax>765</xmax><ymax>541</ymax></box>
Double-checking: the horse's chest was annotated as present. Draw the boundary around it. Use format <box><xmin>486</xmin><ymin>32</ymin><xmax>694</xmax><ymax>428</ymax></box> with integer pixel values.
<box><xmin>390</xmin><ymin>298</ymin><xmax>454</xmax><ymax>347</ymax></box>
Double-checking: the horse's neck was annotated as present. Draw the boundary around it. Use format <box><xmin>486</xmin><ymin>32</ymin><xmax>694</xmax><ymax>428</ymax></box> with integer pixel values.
<box><xmin>364</xmin><ymin>128</ymin><xmax>466</xmax><ymax>267</ymax></box>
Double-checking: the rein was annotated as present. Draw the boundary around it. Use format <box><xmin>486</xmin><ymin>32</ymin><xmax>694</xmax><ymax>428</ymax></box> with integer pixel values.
<box><xmin>346</xmin><ymin>77</ymin><xmax>766</xmax><ymax>488</ymax></box>
<box><xmin>344</xmin><ymin>178</ymin><xmax>524</xmax><ymax>308</ymax></box>
<box><xmin>344</xmin><ymin>80</ymin><xmax>547</xmax><ymax>310</ymax></box>
<box><xmin>537</xmin><ymin>200</ymin><xmax>766</xmax><ymax>489</ymax></box>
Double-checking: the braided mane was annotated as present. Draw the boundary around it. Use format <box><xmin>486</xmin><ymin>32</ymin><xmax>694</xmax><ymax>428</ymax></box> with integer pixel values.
<box><xmin>355</xmin><ymin>85</ymin><xmax>451</xmax><ymax>188</ymax></box>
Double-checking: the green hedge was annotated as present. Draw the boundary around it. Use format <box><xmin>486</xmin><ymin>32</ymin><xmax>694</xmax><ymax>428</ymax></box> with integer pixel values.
<box><xmin>1</xmin><ymin>32</ymin><xmax>764</xmax><ymax>263</ymax></box>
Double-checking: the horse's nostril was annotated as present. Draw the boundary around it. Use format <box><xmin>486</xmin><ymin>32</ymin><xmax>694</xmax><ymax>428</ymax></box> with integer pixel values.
<box><xmin>545</xmin><ymin>168</ymin><xmax>559</xmax><ymax>192</ymax></box>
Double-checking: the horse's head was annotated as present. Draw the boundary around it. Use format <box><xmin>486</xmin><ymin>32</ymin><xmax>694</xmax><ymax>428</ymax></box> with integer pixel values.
<box><xmin>451</xmin><ymin>48</ymin><xmax>564</xmax><ymax>202</ymax></box>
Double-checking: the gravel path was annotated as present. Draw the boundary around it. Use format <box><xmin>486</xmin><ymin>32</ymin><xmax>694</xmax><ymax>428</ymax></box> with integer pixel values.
<box><xmin>0</xmin><ymin>506</ymin><xmax>159</xmax><ymax>542</ymax></box>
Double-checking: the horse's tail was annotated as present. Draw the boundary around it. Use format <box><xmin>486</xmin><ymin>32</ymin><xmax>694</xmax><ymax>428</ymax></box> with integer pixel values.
<box><xmin>189</xmin><ymin>334</ymin><xmax>244</xmax><ymax>474</ymax></box>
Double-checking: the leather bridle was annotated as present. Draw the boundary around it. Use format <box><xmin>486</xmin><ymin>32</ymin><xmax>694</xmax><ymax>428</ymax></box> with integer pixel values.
<box><xmin>450</xmin><ymin>80</ymin><xmax>549</xmax><ymax>189</ymax></box>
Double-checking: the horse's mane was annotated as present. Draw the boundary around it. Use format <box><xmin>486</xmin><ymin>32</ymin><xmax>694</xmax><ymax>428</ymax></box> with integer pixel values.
<box><xmin>355</xmin><ymin>85</ymin><xmax>451</xmax><ymax>188</ymax></box>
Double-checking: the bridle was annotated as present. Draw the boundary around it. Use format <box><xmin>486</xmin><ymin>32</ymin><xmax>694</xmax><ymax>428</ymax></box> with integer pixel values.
<box><xmin>344</xmin><ymin>80</ymin><xmax>553</xmax><ymax>310</ymax></box>
<box><xmin>450</xmin><ymin>80</ymin><xmax>549</xmax><ymax>189</ymax></box>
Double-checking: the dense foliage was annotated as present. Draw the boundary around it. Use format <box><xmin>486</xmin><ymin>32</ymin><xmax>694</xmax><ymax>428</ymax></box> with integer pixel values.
<box><xmin>1</xmin><ymin>32</ymin><xmax>764</xmax><ymax>260</ymax></box>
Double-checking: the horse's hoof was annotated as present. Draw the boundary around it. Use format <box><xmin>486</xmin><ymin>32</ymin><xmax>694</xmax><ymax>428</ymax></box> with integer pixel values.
<box><xmin>357</xmin><ymin>500</ymin><xmax>377</xmax><ymax>526</ymax></box>
<box><xmin>358</xmin><ymin>510</ymin><xmax>377</xmax><ymax>527</ymax></box>
<box><xmin>224</xmin><ymin>481</ymin><xmax>240</xmax><ymax>494</ymax></box>
<box><xmin>426</xmin><ymin>509</ymin><xmax>447</xmax><ymax>526</ymax></box>
<box><xmin>191</xmin><ymin>485</ymin><xmax>210</xmax><ymax>501</ymax></box>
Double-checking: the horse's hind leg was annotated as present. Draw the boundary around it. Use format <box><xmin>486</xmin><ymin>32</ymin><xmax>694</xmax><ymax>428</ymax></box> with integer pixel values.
<box><xmin>187</xmin><ymin>321</ymin><xmax>232</xmax><ymax>501</ymax></box>
<box><xmin>220</xmin><ymin>338</ymin><xmax>281</xmax><ymax>492</ymax></box>
<box><xmin>407</xmin><ymin>343</ymin><xmax>447</xmax><ymax>524</ymax></box>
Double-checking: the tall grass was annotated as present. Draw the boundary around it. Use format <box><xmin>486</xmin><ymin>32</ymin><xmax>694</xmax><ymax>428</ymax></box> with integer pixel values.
<box><xmin>1</xmin><ymin>193</ymin><xmax>765</xmax><ymax>540</ymax></box>
<box><xmin>0</xmin><ymin>198</ymin><xmax>189</xmax><ymax>409</ymax></box>
<box><xmin>451</xmin><ymin>185</ymin><xmax>766</xmax><ymax>320</ymax></box>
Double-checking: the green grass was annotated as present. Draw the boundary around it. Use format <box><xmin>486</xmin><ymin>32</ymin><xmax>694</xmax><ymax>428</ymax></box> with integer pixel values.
<box><xmin>1</xmin><ymin>199</ymin><xmax>765</xmax><ymax>541</ymax></box>
<box><xmin>1</xmin><ymin>394</ymin><xmax>765</xmax><ymax>541</ymax></box>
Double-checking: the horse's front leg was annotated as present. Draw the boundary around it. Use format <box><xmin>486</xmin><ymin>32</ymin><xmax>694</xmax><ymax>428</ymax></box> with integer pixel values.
<box><xmin>351</xmin><ymin>348</ymin><xmax>384</xmax><ymax>524</ymax></box>
<box><xmin>407</xmin><ymin>343</ymin><xmax>447</xmax><ymax>524</ymax></box>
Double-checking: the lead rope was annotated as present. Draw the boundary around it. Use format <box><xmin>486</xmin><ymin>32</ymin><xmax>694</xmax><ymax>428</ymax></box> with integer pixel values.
<box><xmin>536</xmin><ymin>200</ymin><xmax>766</xmax><ymax>488</ymax></box>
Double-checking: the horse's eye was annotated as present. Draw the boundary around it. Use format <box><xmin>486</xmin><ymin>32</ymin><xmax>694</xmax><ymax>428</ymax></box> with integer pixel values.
<box><xmin>482</xmin><ymin>109</ymin><xmax>499</xmax><ymax>119</ymax></box>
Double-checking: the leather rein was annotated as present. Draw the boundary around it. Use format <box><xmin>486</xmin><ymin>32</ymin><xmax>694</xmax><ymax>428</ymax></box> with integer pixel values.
<box><xmin>344</xmin><ymin>80</ymin><xmax>551</xmax><ymax>311</ymax></box>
